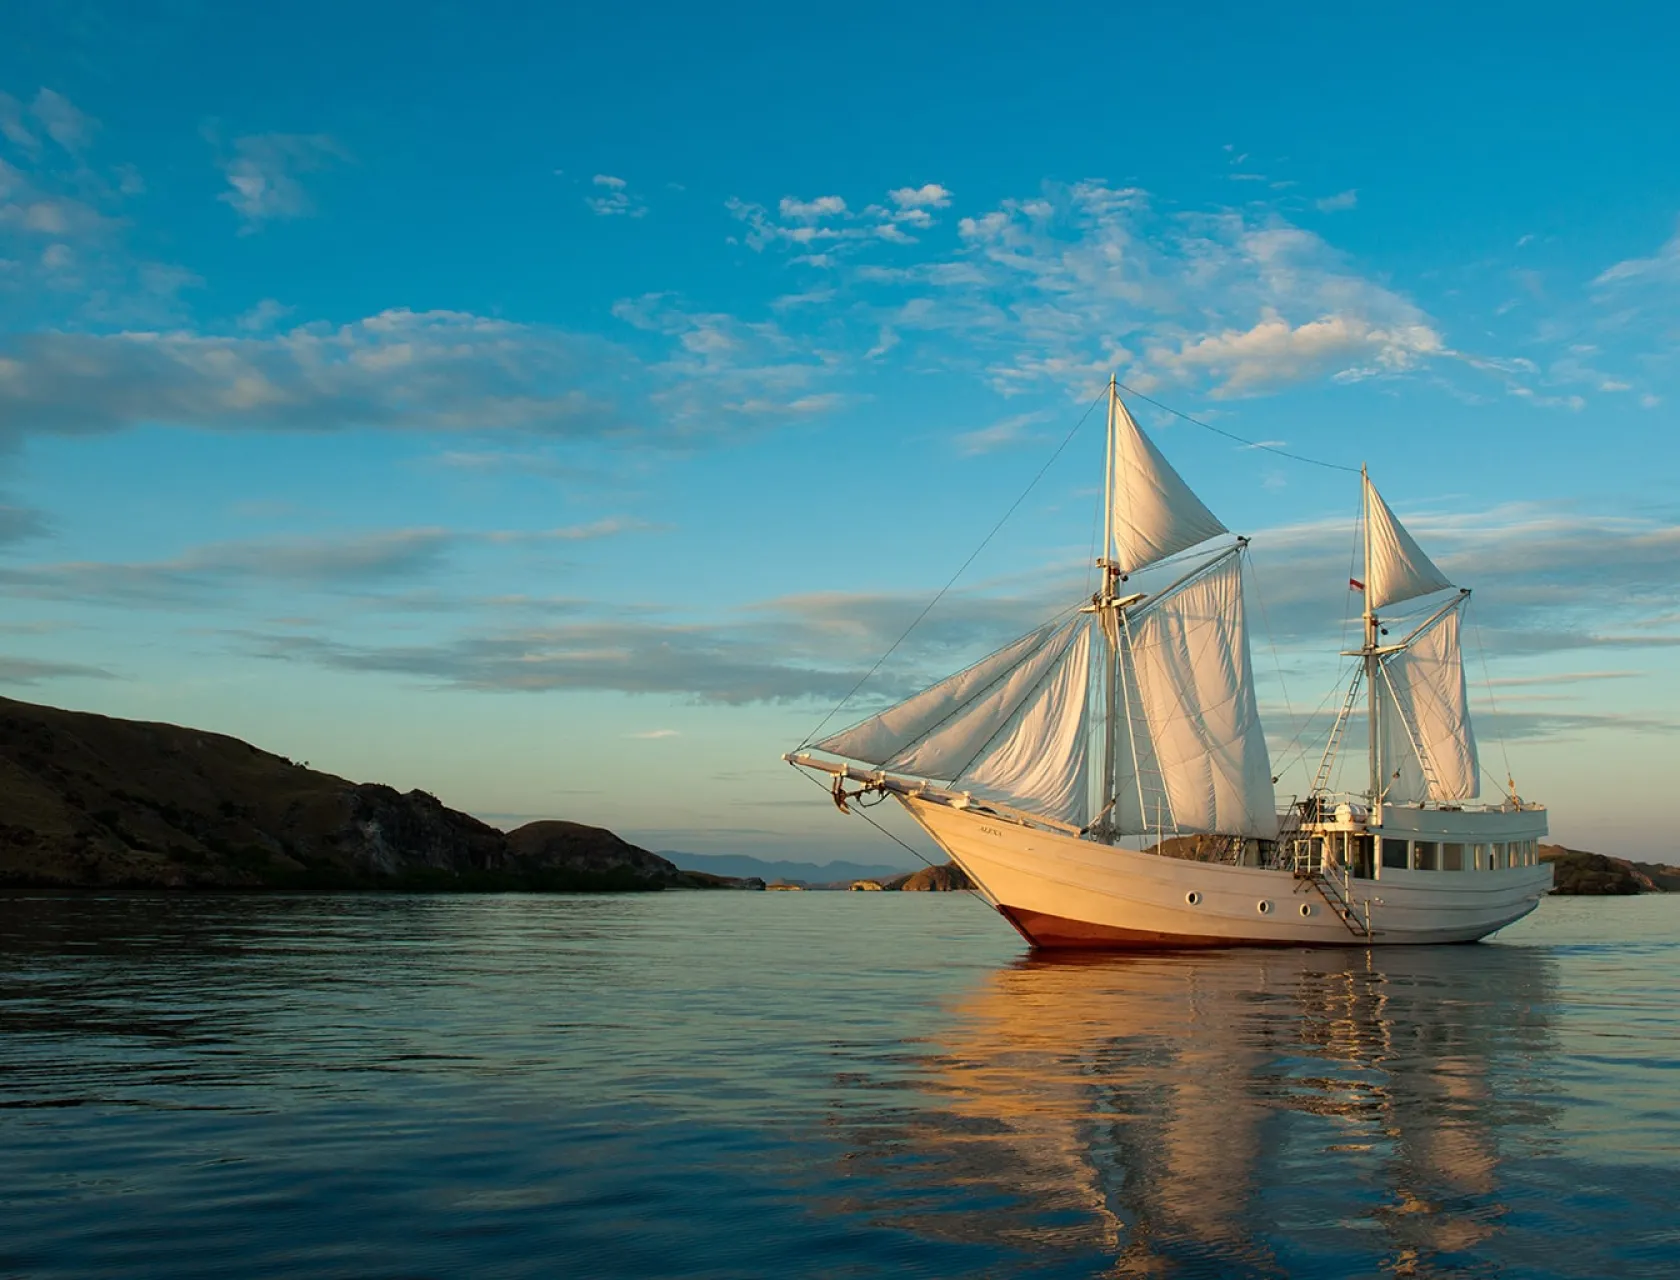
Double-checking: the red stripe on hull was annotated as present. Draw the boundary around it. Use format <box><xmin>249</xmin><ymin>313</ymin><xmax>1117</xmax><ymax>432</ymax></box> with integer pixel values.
<box><xmin>996</xmin><ymin>905</ymin><xmax>1351</xmax><ymax>951</ymax></box>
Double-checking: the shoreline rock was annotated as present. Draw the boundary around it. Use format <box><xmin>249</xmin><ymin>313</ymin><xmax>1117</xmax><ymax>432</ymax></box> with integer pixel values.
<box><xmin>1540</xmin><ymin>844</ymin><xmax>1678</xmax><ymax>895</ymax></box>
<box><xmin>0</xmin><ymin>696</ymin><xmax>756</xmax><ymax>893</ymax></box>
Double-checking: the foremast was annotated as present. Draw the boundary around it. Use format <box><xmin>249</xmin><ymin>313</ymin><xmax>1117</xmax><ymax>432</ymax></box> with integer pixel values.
<box><xmin>791</xmin><ymin>375</ymin><xmax>1277</xmax><ymax>849</ymax></box>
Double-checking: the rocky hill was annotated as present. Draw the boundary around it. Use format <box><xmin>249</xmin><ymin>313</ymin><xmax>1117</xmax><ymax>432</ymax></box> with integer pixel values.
<box><xmin>882</xmin><ymin>862</ymin><xmax>974</xmax><ymax>891</ymax></box>
<box><xmin>0</xmin><ymin>696</ymin><xmax>739</xmax><ymax>891</ymax></box>
<box><xmin>1540</xmin><ymin>844</ymin><xmax>1680</xmax><ymax>895</ymax></box>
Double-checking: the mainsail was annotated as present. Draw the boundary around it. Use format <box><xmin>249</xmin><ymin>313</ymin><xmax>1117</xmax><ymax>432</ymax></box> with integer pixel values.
<box><xmin>1379</xmin><ymin>602</ymin><xmax>1479</xmax><ymax>803</ymax></box>
<box><xmin>813</xmin><ymin>385</ymin><xmax>1276</xmax><ymax>843</ymax></box>
<box><xmin>1126</xmin><ymin>554</ymin><xmax>1279</xmax><ymax>838</ymax></box>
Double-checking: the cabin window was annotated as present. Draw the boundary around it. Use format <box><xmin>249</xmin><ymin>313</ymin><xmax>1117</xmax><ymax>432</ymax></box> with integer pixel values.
<box><xmin>1523</xmin><ymin>839</ymin><xmax>1537</xmax><ymax>866</ymax></box>
<box><xmin>1443</xmin><ymin>843</ymin><xmax>1465</xmax><ymax>871</ymax></box>
<box><xmin>1490</xmin><ymin>843</ymin><xmax>1506</xmax><ymax>869</ymax></box>
<box><xmin>1414</xmin><ymin>841</ymin><xmax>1438</xmax><ymax>871</ymax></box>
<box><xmin>1382</xmin><ymin>838</ymin><xmax>1409</xmax><ymax>870</ymax></box>
<box><xmin>1474</xmin><ymin>843</ymin><xmax>1489</xmax><ymax>870</ymax></box>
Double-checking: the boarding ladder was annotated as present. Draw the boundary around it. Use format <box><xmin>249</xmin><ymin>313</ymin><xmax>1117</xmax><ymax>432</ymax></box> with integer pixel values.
<box><xmin>1292</xmin><ymin>854</ymin><xmax>1374</xmax><ymax>941</ymax></box>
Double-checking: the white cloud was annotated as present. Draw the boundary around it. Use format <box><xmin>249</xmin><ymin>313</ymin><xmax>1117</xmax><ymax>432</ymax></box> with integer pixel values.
<box><xmin>0</xmin><ymin>93</ymin><xmax>37</xmax><ymax>151</ymax></box>
<box><xmin>237</xmin><ymin>298</ymin><xmax>294</xmax><ymax>331</ymax></box>
<box><xmin>830</xmin><ymin>180</ymin><xmax>1444</xmax><ymax>397</ymax></box>
<box><xmin>625</xmin><ymin>728</ymin><xmax>679</xmax><ymax>739</ymax></box>
<box><xmin>586</xmin><ymin>173</ymin><xmax>647</xmax><ymax>218</ymax></box>
<box><xmin>1154</xmin><ymin>311</ymin><xmax>1442</xmax><ymax>396</ymax></box>
<box><xmin>953</xmin><ymin>410</ymin><xmax>1046</xmax><ymax>455</ymax></box>
<box><xmin>729</xmin><ymin>183</ymin><xmax>954</xmax><ymax>254</ymax></box>
<box><xmin>0</xmin><ymin>309</ymin><xmax>627</xmax><ymax>443</ymax></box>
<box><xmin>1594</xmin><ymin>222</ymin><xmax>1680</xmax><ymax>287</ymax></box>
<box><xmin>30</xmin><ymin>88</ymin><xmax>97</xmax><ymax>154</ymax></box>
<box><xmin>888</xmin><ymin>184</ymin><xmax>951</xmax><ymax>210</ymax></box>
<box><xmin>779</xmin><ymin>195</ymin><xmax>846</xmax><ymax>220</ymax></box>
<box><xmin>1316</xmin><ymin>189</ymin><xmax>1357</xmax><ymax>213</ymax></box>
<box><xmin>215</xmin><ymin>133</ymin><xmax>348</xmax><ymax>230</ymax></box>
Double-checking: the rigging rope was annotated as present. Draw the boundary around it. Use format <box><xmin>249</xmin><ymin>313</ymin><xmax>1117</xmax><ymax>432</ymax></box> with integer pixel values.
<box><xmin>790</xmin><ymin>767</ymin><xmax>995</xmax><ymax>912</ymax></box>
<box><xmin>1114</xmin><ymin>381</ymin><xmax>1363</xmax><ymax>474</ymax></box>
<box><xmin>798</xmin><ymin>385</ymin><xmax>1109</xmax><ymax>749</ymax></box>
<box><xmin>1241</xmin><ymin>547</ymin><xmax>1299</xmax><ymax>786</ymax></box>
<box><xmin>1467</xmin><ymin>602</ymin><xmax>1518</xmax><ymax>798</ymax></box>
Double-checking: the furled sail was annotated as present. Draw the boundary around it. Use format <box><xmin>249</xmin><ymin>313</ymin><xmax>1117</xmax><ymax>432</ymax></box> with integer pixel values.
<box><xmin>813</xmin><ymin>616</ymin><xmax>1095</xmax><ymax>825</ymax></box>
<box><xmin>1378</xmin><ymin>601</ymin><xmax>1479</xmax><ymax>803</ymax></box>
<box><xmin>1109</xmin><ymin>397</ymin><xmax>1228</xmax><ymax>574</ymax></box>
<box><xmin>1123</xmin><ymin>554</ymin><xmax>1279</xmax><ymax>839</ymax></box>
<box><xmin>1365</xmin><ymin>476</ymin><xmax>1452</xmax><ymax>611</ymax></box>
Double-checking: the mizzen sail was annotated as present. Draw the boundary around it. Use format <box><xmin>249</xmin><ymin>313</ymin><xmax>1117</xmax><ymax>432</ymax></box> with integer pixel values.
<box><xmin>1364</xmin><ymin>477</ymin><xmax>1452</xmax><ymax>611</ymax></box>
<box><xmin>1379</xmin><ymin>600</ymin><xmax>1479</xmax><ymax>803</ymax></box>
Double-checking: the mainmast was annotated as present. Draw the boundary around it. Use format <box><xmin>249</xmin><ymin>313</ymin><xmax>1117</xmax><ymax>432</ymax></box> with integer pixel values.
<box><xmin>1098</xmin><ymin>376</ymin><xmax>1121</xmax><ymax>843</ymax></box>
<box><xmin>1362</xmin><ymin>465</ymin><xmax>1380</xmax><ymax>813</ymax></box>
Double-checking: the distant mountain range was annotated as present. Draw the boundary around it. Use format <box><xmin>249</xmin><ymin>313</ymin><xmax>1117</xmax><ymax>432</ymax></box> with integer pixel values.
<box><xmin>662</xmin><ymin>852</ymin><xmax>914</xmax><ymax>884</ymax></box>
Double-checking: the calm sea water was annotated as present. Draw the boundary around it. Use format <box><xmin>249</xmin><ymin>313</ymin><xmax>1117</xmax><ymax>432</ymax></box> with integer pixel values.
<box><xmin>2</xmin><ymin>890</ymin><xmax>1677</xmax><ymax>1279</ymax></box>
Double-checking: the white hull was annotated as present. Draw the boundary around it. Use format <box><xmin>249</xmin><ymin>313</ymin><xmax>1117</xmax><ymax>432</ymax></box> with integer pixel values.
<box><xmin>902</xmin><ymin>797</ymin><xmax>1551</xmax><ymax>948</ymax></box>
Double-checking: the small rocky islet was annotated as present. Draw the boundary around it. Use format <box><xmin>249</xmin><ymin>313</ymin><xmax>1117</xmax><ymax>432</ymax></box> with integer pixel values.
<box><xmin>0</xmin><ymin>696</ymin><xmax>1668</xmax><ymax>895</ymax></box>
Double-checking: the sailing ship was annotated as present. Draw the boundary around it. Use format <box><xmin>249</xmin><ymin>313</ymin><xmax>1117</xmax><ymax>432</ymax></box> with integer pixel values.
<box><xmin>787</xmin><ymin>378</ymin><xmax>1551</xmax><ymax>947</ymax></box>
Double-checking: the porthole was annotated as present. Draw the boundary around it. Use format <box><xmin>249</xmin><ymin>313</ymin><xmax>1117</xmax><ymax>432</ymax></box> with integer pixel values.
<box><xmin>1299</xmin><ymin>902</ymin><xmax>1315</xmax><ymax>918</ymax></box>
<box><xmin>1185</xmin><ymin>891</ymin><xmax>1202</xmax><ymax>906</ymax></box>
<box><xmin>1257</xmin><ymin>900</ymin><xmax>1273</xmax><ymax>915</ymax></box>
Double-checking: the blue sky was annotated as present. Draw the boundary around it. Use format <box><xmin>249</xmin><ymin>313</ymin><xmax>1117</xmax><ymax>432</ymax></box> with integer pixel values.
<box><xmin>3</xmin><ymin>1</ymin><xmax>1679</xmax><ymax>860</ymax></box>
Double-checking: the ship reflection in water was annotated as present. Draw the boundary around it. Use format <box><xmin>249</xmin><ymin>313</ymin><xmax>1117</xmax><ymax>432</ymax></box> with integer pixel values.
<box><xmin>847</xmin><ymin>945</ymin><xmax>1570</xmax><ymax>1276</ymax></box>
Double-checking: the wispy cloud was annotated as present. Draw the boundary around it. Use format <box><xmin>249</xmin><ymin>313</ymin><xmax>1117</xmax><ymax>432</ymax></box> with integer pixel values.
<box><xmin>760</xmin><ymin>182</ymin><xmax>1454</xmax><ymax>399</ymax></box>
<box><xmin>0</xmin><ymin>502</ymin><xmax>49</xmax><ymax>545</ymax></box>
<box><xmin>0</xmin><ymin>655</ymin><xmax>115</xmax><ymax>685</ymax></box>
<box><xmin>1593</xmin><ymin>220</ymin><xmax>1680</xmax><ymax>288</ymax></box>
<box><xmin>0</xmin><ymin>520</ymin><xmax>652</xmax><ymax>606</ymax></box>
<box><xmin>0</xmin><ymin>310</ymin><xmax>626</xmax><ymax>444</ymax></box>
<box><xmin>214</xmin><ymin>132</ymin><xmax>348</xmax><ymax>230</ymax></box>
<box><xmin>586</xmin><ymin>174</ymin><xmax>647</xmax><ymax>218</ymax></box>
<box><xmin>727</xmin><ymin>181</ymin><xmax>956</xmax><ymax>252</ymax></box>
<box><xmin>29</xmin><ymin>88</ymin><xmax>97</xmax><ymax>154</ymax></box>
<box><xmin>953</xmin><ymin>410</ymin><xmax>1047</xmax><ymax>455</ymax></box>
<box><xmin>625</xmin><ymin>728</ymin><xmax>679</xmax><ymax>739</ymax></box>
<box><xmin>1315</xmin><ymin>190</ymin><xmax>1357</xmax><ymax>213</ymax></box>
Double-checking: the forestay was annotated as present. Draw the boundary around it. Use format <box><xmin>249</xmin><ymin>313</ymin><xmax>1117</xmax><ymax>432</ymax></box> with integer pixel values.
<box><xmin>1379</xmin><ymin>602</ymin><xmax>1479</xmax><ymax>804</ymax></box>
<box><xmin>1365</xmin><ymin>477</ymin><xmax>1453</xmax><ymax>611</ymax></box>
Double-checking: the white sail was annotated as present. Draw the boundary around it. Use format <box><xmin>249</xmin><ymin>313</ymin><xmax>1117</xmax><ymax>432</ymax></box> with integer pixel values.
<box><xmin>1365</xmin><ymin>477</ymin><xmax>1452</xmax><ymax>611</ymax></box>
<box><xmin>1125</xmin><ymin>555</ymin><xmax>1278</xmax><ymax>839</ymax></box>
<box><xmin>1109</xmin><ymin>397</ymin><xmax>1228</xmax><ymax>574</ymax></box>
<box><xmin>814</xmin><ymin>621</ymin><xmax>1064</xmax><ymax>767</ymax></box>
<box><xmin>963</xmin><ymin>622</ymin><xmax>1095</xmax><ymax>826</ymax></box>
<box><xmin>1379</xmin><ymin>602</ymin><xmax>1479</xmax><ymax>804</ymax></box>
